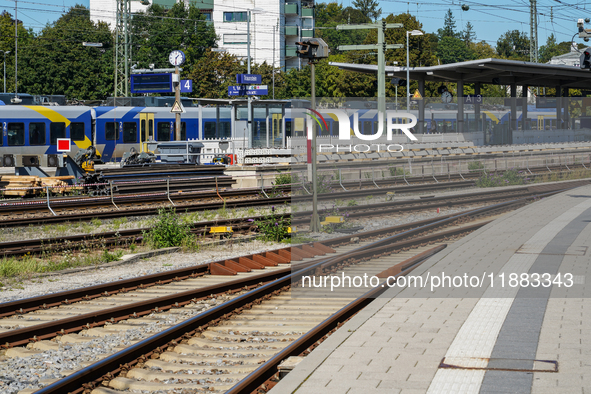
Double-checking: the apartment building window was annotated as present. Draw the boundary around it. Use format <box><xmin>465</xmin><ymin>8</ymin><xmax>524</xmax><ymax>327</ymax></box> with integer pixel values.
<box><xmin>224</xmin><ymin>34</ymin><xmax>248</xmax><ymax>44</ymax></box>
<box><xmin>224</xmin><ymin>12</ymin><xmax>247</xmax><ymax>22</ymax></box>
<box><xmin>302</xmin><ymin>18</ymin><xmax>313</xmax><ymax>29</ymax></box>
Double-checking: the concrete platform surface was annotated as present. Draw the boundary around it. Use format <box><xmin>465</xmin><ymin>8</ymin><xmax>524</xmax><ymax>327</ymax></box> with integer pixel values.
<box><xmin>271</xmin><ymin>185</ymin><xmax>591</xmax><ymax>394</ymax></box>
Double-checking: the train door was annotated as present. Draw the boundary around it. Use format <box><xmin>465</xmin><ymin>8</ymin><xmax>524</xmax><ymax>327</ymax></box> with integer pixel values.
<box><xmin>139</xmin><ymin>113</ymin><xmax>154</xmax><ymax>152</ymax></box>
<box><xmin>272</xmin><ymin>113</ymin><xmax>283</xmax><ymax>147</ymax></box>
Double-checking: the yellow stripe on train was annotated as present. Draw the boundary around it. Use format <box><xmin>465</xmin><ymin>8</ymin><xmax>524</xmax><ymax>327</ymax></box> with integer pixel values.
<box><xmin>24</xmin><ymin>105</ymin><xmax>92</xmax><ymax>149</ymax></box>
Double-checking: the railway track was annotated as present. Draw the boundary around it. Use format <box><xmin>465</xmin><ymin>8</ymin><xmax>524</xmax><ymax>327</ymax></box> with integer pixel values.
<box><xmin>0</xmin><ymin>192</ymin><xmax>562</xmax><ymax>394</ymax></box>
<box><xmin>2</xmin><ymin>179</ymin><xmax>588</xmax><ymax>258</ymax></box>
<box><xmin>13</xmin><ymin>197</ymin><xmax>537</xmax><ymax>394</ymax></box>
<box><xmin>1</xmin><ymin>162</ymin><xmax>586</xmax><ymax>228</ymax></box>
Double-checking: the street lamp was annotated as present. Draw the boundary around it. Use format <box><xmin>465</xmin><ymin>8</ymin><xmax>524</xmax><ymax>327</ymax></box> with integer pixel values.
<box><xmin>406</xmin><ymin>29</ymin><xmax>423</xmax><ymax>110</ymax></box>
<box><xmin>246</xmin><ymin>8</ymin><xmax>263</xmax><ymax>148</ymax></box>
<box><xmin>3</xmin><ymin>51</ymin><xmax>10</xmax><ymax>94</ymax></box>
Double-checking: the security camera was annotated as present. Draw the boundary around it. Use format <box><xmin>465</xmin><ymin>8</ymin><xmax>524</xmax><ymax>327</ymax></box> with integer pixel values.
<box><xmin>586</xmin><ymin>18</ymin><xmax>590</xmax><ymax>23</ymax></box>
<box><xmin>11</xmin><ymin>97</ymin><xmax>22</xmax><ymax>104</ymax></box>
<box><xmin>149</xmin><ymin>63</ymin><xmax>154</xmax><ymax>70</ymax></box>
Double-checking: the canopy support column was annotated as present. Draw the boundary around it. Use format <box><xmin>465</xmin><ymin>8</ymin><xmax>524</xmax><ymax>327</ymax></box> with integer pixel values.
<box><xmin>418</xmin><ymin>77</ymin><xmax>425</xmax><ymax>134</ymax></box>
<box><xmin>457</xmin><ymin>79</ymin><xmax>464</xmax><ymax>134</ymax></box>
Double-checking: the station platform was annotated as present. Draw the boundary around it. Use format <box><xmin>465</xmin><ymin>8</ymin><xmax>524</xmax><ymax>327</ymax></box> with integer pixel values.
<box><xmin>271</xmin><ymin>185</ymin><xmax>591</xmax><ymax>394</ymax></box>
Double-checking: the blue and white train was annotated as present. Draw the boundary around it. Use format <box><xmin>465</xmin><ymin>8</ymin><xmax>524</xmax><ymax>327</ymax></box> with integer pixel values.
<box><xmin>0</xmin><ymin>103</ymin><xmax>570</xmax><ymax>163</ymax></box>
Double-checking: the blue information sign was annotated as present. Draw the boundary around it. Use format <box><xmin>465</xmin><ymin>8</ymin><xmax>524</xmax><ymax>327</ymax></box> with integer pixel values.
<box><xmin>180</xmin><ymin>79</ymin><xmax>193</xmax><ymax>93</ymax></box>
<box><xmin>131</xmin><ymin>73</ymin><xmax>172</xmax><ymax>94</ymax></box>
<box><xmin>228</xmin><ymin>86</ymin><xmax>245</xmax><ymax>96</ymax></box>
<box><xmin>228</xmin><ymin>85</ymin><xmax>268</xmax><ymax>96</ymax></box>
<box><xmin>236</xmin><ymin>74</ymin><xmax>262</xmax><ymax>84</ymax></box>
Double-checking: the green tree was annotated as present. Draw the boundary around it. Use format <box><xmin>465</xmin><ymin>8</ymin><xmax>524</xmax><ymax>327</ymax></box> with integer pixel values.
<box><xmin>437</xmin><ymin>36</ymin><xmax>476</xmax><ymax>64</ymax></box>
<box><xmin>462</xmin><ymin>22</ymin><xmax>476</xmax><ymax>44</ymax></box>
<box><xmin>352</xmin><ymin>0</ymin><xmax>382</xmax><ymax>22</ymax></box>
<box><xmin>538</xmin><ymin>34</ymin><xmax>562</xmax><ymax>63</ymax></box>
<box><xmin>496</xmin><ymin>29</ymin><xmax>530</xmax><ymax>60</ymax></box>
<box><xmin>315</xmin><ymin>3</ymin><xmax>370</xmax><ymax>54</ymax></box>
<box><xmin>470</xmin><ymin>40</ymin><xmax>497</xmax><ymax>59</ymax></box>
<box><xmin>0</xmin><ymin>11</ymin><xmax>34</xmax><ymax>94</ymax></box>
<box><xmin>18</xmin><ymin>5</ymin><xmax>113</xmax><ymax>100</ymax></box>
<box><xmin>437</xmin><ymin>9</ymin><xmax>459</xmax><ymax>39</ymax></box>
<box><xmin>130</xmin><ymin>2</ymin><xmax>216</xmax><ymax>71</ymax></box>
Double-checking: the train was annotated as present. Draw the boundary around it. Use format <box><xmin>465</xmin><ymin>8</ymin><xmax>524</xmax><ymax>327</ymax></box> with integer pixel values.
<box><xmin>0</xmin><ymin>102</ymin><xmax>573</xmax><ymax>164</ymax></box>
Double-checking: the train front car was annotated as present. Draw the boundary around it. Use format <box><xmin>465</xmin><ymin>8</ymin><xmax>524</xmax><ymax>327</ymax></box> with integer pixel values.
<box><xmin>94</xmin><ymin>106</ymin><xmax>204</xmax><ymax>163</ymax></box>
<box><xmin>0</xmin><ymin>105</ymin><xmax>93</xmax><ymax>160</ymax></box>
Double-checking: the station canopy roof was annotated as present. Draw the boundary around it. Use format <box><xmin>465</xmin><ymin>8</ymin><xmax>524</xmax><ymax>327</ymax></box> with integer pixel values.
<box><xmin>330</xmin><ymin>58</ymin><xmax>591</xmax><ymax>89</ymax></box>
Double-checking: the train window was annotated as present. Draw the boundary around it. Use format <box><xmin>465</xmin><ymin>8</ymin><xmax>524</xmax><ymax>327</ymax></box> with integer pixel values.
<box><xmin>148</xmin><ymin>119</ymin><xmax>154</xmax><ymax>139</ymax></box>
<box><xmin>70</xmin><ymin>122</ymin><xmax>85</xmax><ymax>141</ymax></box>
<box><xmin>7</xmin><ymin>123</ymin><xmax>25</xmax><ymax>146</ymax></box>
<box><xmin>29</xmin><ymin>122</ymin><xmax>46</xmax><ymax>145</ymax></box>
<box><xmin>105</xmin><ymin>122</ymin><xmax>119</xmax><ymax>141</ymax></box>
<box><xmin>363</xmin><ymin>121</ymin><xmax>372</xmax><ymax>135</ymax></box>
<box><xmin>157</xmin><ymin>122</ymin><xmax>171</xmax><ymax>141</ymax></box>
<box><xmin>332</xmin><ymin>121</ymin><xmax>339</xmax><ymax>136</ymax></box>
<box><xmin>204</xmin><ymin>122</ymin><xmax>216</xmax><ymax>139</ymax></box>
<box><xmin>50</xmin><ymin>122</ymin><xmax>66</xmax><ymax>145</ymax></box>
<box><xmin>172</xmin><ymin>122</ymin><xmax>187</xmax><ymax>140</ymax></box>
<box><xmin>219</xmin><ymin>122</ymin><xmax>231</xmax><ymax>138</ymax></box>
<box><xmin>123</xmin><ymin>122</ymin><xmax>137</xmax><ymax>143</ymax></box>
<box><xmin>140</xmin><ymin>119</ymin><xmax>146</xmax><ymax>141</ymax></box>
<box><xmin>285</xmin><ymin>121</ymin><xmax>292</xmax><ymax>137</ymax></box>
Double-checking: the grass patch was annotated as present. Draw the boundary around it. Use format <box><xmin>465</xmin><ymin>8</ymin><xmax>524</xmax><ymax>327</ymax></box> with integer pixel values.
<box><xmin>144</xmin><ymin>208</ymin><xmax>194</xmax><ymax>249</ymax></box>
<box><xmin>475</xmin><ymin>169</ymin><xmax>527</xmax><ymax>187</ymax></box>
<box><xmin>0</xmin><ymin>249</ymin><xmax>126</xmax><ymax>280</ymax></box>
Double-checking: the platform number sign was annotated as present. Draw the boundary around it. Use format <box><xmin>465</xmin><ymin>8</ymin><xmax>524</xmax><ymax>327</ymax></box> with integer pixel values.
<box><xmin>180</xmin><ymin>79</ymin><xmax>193</xmax><ymax>93</ymax></box>
<box><xmin>57</xmin><ymin>138</ymin><xmax>71</xmax><ymax>152</ymax></box>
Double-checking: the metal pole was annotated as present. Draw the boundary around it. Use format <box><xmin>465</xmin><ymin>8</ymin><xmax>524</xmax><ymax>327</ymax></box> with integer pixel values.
<box><xmin>175</xmin><ymin>65</ymin><xmax>181</xmax><ymax>140</ymax></box>
<box><xmin>273</xmin><ymin>19</ymin><xmax>277</xmax><ymax>100</ymax></box>
<box><xmin>247</xmin><ymin>11</ymin><xmax>252</xmax><ymax>148</ymax></box>
<box><xmin>310</xmin><ymin>62</ymin><xmax>321</xmax><ymax>232</ymax></box>
<box><xmin>377</xmin><ymin>20</ymin><xmax>385</xmax><ymax>120</ymax></box>
<box><xmin>3</xmin><ymin>51</ymin><xmax>6</xmax><ymax>94</ymax></box>
<box><xmin>406</xmin><ymin>30</ymin><xmax>409</xmax><ymax>110</ymax></box>
<box><xmin>14</xmin><ymin>0</ymin><xmax>18</xmax><ymax>99</ymax></box>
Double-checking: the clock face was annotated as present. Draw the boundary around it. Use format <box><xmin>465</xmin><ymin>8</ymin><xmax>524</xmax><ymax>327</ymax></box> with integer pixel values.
<box><xmin>169</xmin><ymin>50</ymin><xmax>185</xmax><ymax>66</ymax></box>
<box><xmin>441</xmin><ymin>91</ymin><xmax>453</xmax><ymax>103</ymax></box>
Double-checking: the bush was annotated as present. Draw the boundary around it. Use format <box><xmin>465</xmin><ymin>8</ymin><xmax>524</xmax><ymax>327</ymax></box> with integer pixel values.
<box><xmin>475</xmin><ymin>169</ymin><xmax>526</xmax><ymax>188</ymax></box>
<box><xmin>144</xmin><ymin>208</ymin><xmax>192</xmax><ymax>248</ymax></box>
<box><xmin>468</xmin><ymin>161</ymin><xmax>485</xmax><ymax>171</ymax></box>
<box><xmin>274</xmin><ymin>171</ymin><xmax>298</xmax><ymax>185</ymax></box>
<box><xmin>254</xmin><ymin>208</ymin><xmax>291</xmax><ymax>242</ymax></box>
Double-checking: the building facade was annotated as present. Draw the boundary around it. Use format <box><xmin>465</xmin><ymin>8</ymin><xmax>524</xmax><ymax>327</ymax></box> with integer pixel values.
<box><xmin>90</xmin><ymin>0</ymin><xmax>314</xmax><ymax>71</ymax></box>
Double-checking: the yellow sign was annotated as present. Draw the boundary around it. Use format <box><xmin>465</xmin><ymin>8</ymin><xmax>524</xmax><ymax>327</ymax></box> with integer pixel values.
<box><xmin>170</xmin><ymin>100</ymin><xmax>185</xmax><ymax>113</ymax></box>
<box><xmin>412</xmin><ymin>90</ymin><xmax>422</xmax><ymax>99</ymax></box>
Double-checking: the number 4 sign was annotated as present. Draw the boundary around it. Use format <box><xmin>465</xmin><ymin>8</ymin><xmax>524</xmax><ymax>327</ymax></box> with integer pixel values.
<box><xmin>180</xmin><ymin>80</ymin><xmax>193</xmax><ymax>93</ymax></box>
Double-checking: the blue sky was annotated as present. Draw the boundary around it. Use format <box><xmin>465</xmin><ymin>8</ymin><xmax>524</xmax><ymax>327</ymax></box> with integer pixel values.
<box><xmin>1</xmin><ymin>0</ymin><xmax>588</xmax><ymax>48</ymax></box>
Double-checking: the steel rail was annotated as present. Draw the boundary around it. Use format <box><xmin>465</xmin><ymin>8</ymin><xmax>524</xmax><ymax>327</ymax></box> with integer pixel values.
<box><xmin>0</xmin><ymin>213</ymin><xmax>465</xmax><ymax>318</ymax></box>
<box><xmin>30</xmin><ymin>204</ymin><xmax>509</xmax><ymax>394</ymax></box>
<box><xmin>0</xmin><ymin>187</ymin><xmax>528</xmax><ymax>257</ymax></box>
<box><xmin>226</xmin><ymin>245</ymin><xmax>448</xmax><ymax>394</ymax></box>
<box><xmin>4</xmin><ymin>179</ymin><xmax>586</xmax><ymax>257</ymax></box>
<box><xmin>0</xmin><ymin>201</ymin><xmax>508</xmax><ymax>349</ymax></box>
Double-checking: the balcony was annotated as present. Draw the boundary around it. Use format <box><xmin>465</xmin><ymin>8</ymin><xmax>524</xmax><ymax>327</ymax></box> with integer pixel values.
<box><xmin>285</xmin><ymin>46</ymin><xmax>298</xmax><ymax>57</ymax></box>
<box><xmin>301</xmin><ymin>7</ymin><xmax>314</xmax><ymax>17</ymax></box>
<box><xmin>284</xmin><ymin>25</ymin><xmax>298</xmax><ymax>36</ymax></box>
<box><xmin>285</xmin><ymin>3</ymin><xmax>298</xmax><ymax>15</ymax></box>
<box><xmin>301</xmin><ymin>29</ymin><xmax>313</xmax><ymax>38</ymax></box>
